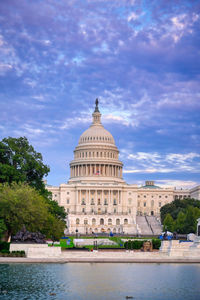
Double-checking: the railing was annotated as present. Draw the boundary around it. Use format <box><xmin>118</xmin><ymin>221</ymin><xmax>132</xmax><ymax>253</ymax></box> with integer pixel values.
<box><xmin>68</xmin><ymin>212</ymin><xmax>129</xmax><ymax>215</ymax></box>
<box><xmin>145</xmin><ymin>216</ymin><xmax>154</xmax><ymax>235</ymax></box>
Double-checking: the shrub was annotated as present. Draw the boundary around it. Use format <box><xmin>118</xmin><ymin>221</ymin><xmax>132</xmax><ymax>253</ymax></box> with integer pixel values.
<box><xmin>0</xmin><ymin>241</ymin><xmax>10</xmax><ymax>251</ymax></box>
<box><xmin>152</xmin><ymin>239</ymin><xmax>161</xmax><ymax>249</ymax></box>
<box><xmin>132</xmin><ymin>240</ymin><xmax>143</xmax><ymax>249</ymax></box>
<box><xmin>124</xmin><ymin>240</ymin><xmax>143</xmax><ymax>250</ymax></box>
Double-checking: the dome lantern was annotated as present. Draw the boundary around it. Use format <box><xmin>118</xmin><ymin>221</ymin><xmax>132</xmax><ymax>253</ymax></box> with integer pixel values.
<box><xmin>92</xmin><ymin>98</ymin><xmax>101</xmax><ymax>125</ymax></box>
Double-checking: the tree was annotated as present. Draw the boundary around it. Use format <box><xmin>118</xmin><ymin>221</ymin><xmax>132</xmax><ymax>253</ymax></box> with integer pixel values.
<box><xmin>45</xmin><ymin>197</ymin><xmax>66</xmax><ymax>221</ymax></box>
<box><xmin>175</xmin><ymin>211</ymin><xmax>186</xmax><ymax>233</ymax></box>
<box><xmin>163</xmin><ymin>213</ymin><xmax>175</xmax><ymax>232</ymax></box>
<box><xmin>0</xmin><ymin>219</ymin><xmax>7</xmax><ymax>239</ymax></box>
<box><xmin>0</xmin><ymin>183</ymin><xmax>65</xmax><ymax>241</ymax></box>
<box><xmin>42</xmin><ymin>215</ymin><xmax>66</xmax><ymax>241</ymax></box>
<box><xmin>183</xmin><ymin>206</ymin><xmax>199</xmax><ymax>234</ymax></box>
<box><xmin>0</xmin><ymin>137</ymin><xmax>50</xmax><ymax>195</ymax></box>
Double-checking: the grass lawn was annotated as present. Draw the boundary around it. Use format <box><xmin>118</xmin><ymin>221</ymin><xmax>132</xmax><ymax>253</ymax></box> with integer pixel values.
<box><xmin>48</xmin><ymin>236</ymin><xmax>160</xmax><ymax>249</ymax></box>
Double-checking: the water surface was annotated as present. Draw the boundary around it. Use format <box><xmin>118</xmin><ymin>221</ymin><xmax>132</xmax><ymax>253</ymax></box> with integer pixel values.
<box><xmin>0</xmin><ymin>263</ymin><xmax>199</xmax><ymax>299</ymax></box>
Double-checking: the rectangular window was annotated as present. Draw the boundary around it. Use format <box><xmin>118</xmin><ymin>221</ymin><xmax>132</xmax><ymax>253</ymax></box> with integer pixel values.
<box><xmin>144</xmin><ymin>202</ymin><xmax>146</xmax><ymax>207</ymax></box>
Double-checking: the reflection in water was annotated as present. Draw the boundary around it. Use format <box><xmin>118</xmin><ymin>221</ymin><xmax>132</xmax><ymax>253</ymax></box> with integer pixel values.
<box><xmin>0</xmin><ymin>263</ymin><xmax>200</xmax><ymax>299</ymax></box>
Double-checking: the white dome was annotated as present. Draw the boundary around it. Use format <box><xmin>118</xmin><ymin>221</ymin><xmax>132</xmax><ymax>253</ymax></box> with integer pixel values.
<box><xmin>79</xmin><ymin>124</ymin><xmax>115</xmax><ymax>145</ymax></box>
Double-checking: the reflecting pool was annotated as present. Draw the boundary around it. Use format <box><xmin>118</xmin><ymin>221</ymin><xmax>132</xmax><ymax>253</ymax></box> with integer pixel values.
<box><xmin>0</xmin><ymin>263</ymin><xmax>200</xmax><ymax>299</ymax></box>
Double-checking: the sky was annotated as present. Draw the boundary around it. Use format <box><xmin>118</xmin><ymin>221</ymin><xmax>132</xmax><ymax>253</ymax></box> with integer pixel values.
<box><xmin>0</xmin><ymin>0</ymin><xmax>200</xmax><ymax>189</ymax></box>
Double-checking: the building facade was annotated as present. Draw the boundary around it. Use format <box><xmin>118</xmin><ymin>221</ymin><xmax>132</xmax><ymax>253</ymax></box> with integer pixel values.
<box><xmin>47</xmin><ymin>100</ymin><xmax>200</xmax><ymax>235</ymax></box>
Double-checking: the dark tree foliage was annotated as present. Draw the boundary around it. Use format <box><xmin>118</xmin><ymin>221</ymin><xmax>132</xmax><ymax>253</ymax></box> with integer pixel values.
<box><xmin>46</xmin><ymin>197</ymin><xmax>67</xmax><ymax>221</ymax></box>
<box><xmin>161</xmin><ymin>198</ymin><xmax>200</xmax><ymax>234</ymax></box>
<box><xmin>0</xmin><ymin>137</ymin><xmax>66</xmax><ymax>224</ymax></box>
<box><xmin>0</xmin><ymin>137</ymin><xmax>50</xmax><ymax>195</ymax></box>
<box><xmin>160</xmin><ymin>198</ymin><xmax>200</xmax><ymax>223</ymax></box>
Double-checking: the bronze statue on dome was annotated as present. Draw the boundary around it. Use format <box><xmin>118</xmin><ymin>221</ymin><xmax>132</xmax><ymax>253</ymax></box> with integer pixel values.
<box><xmin>94</xmin><ymin>98</ymin><xmax>100</xmax><ymax>112</ymax></box>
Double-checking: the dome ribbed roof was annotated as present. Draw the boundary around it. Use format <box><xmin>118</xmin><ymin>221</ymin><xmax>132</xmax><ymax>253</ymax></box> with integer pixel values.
<box><xmin>79</xmin><ymin>124</ymin><xmax>115</xmax><ymax>145</ymax></box>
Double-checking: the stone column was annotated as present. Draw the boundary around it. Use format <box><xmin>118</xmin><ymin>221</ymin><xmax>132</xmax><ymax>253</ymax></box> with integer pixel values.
<box><xmin>95</xmin><ymin>190</ymin><xmax>97</xmax><ymax>206</ymax></box>
<box><xmin>75</xmin><ymin>188</ymin><xmax>78</xmax><ymax>206</ymax></box>
<box><xmin>85</xmin><ymin>165</ymin><xmax>87</xmax><ymax>176</ymax></box>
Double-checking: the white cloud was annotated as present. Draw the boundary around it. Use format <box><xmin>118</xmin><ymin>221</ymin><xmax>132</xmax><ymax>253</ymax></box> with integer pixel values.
<box><xmin>157</xmin><ymin>179</ymin><xmax>198</xmax><ymax>189</ymax></box>
<box><xmin>166</xmin><ymin>153</ymin><xmax>200</xmax><ymax>162</ymax></box>
<box><xmin>128</xmin><ymin>12</ymin><xmax>139</xmax><ymax>22</ymax></box>
<box><xmin>59</xmin><ymin>115</ymin><xmax>91</xmax><ymax>130</ymax></box>
<box><xmin>123</xmin><ymin>151</ymin><xmax>200</xmax><ymax>174</ymax></box>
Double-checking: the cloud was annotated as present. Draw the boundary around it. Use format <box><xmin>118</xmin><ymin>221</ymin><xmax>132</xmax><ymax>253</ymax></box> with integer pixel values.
<box><xmin>123</xmin><ymin>151</ymin><xmax>200</xmax><ymax>174</ymax></box>
<box><xmin>157</xmin><ymin>179</ymin><xmax>198</xmax><ymax>189</ymax></box>
<box><xmin>0</xmin><ymin>0</ymin><xmax>199</xmax><ymax>186</ymax></box>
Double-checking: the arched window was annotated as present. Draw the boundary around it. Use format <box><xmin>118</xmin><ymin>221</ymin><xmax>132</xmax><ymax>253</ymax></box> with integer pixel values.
<box><xmin>100</xmin><ymin>218</ymin><xmax>104</xmax><ymax>225</ymax></box>
<box><xmin>76</xmin><ymin>218</ymin><xmax>80</xmax><ymax>224</ymax></box>
<box><xmin>92</xmin><ymin>218</ymin><xmax>96</xmax><ymax>225</ymax></box>
<box><xmin>124</xmin><ymin>219</ymin><xmax>128</xmax><ymax>225</ymax></box>
<box><xmin>108</xmin><ymin>218</ymin><xmax>112</xmax><ymax>225</ymax></box>
<box><xmin>84</xmin><ymin>219</ymin><xmax>88</xmax><ymax>225</ymax></box>
<box><xmin>116</xmin><ymin>219</ymin><xmax>120</xmax><ymax>225</ymax></box>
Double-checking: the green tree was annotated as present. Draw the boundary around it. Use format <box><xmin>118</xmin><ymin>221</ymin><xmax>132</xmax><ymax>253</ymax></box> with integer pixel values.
<box><xmin>175</xmin><ymin>211</ymin><xmax>186</xmax><ymax>233</ymax></box>
<box><xmin>0</xmin><ymin>219</ymin><xmax>7</xmax><ymax>239</ymax></box>
<box><xmin>160</xmin><ymin>197</ymin><xmax>200</xmax><ymax>224</ymax></box>
<box><xmin>163</xmin><ymin>213</ymin><xmax>175</xmax><ymax>232</ymax></box>
<box><xmin>0</xmin><ymin>137</ymin><xmax>50</xmax><ymax>195</ymax></box>
<box><xmin>45</xmin><ymin>197</ymin><xmax>66</xmax><ymax>221</ymax></box>
<box><xmin>0</xmin><ymin>183</ymin><xmax>65</xmax><ymax>241</ymax></box>
<box><xmin>183</xmin><ymin>206</ymin><xmax>197</xmax><ymax>233</ymax></box>
<box><xmin>42</xmin><ymin>215</ymin><xmax>66</xmax><ymax>241</ymax></box>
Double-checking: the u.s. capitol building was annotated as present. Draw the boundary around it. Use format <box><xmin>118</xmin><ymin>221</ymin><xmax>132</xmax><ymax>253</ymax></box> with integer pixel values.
<box><xmin>47</xmin><ymin>100</ymin><xmax>200</xmax><ymax>235</ymax></box>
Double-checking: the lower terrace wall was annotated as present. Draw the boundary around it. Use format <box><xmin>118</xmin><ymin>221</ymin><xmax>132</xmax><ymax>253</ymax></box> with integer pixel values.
<box><xmin>10</xmin><ymin>244</ymin><xmax>61</xmax><ymax>258</ymax></box>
